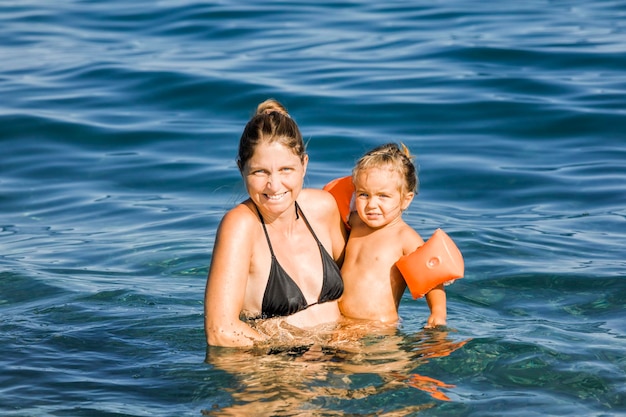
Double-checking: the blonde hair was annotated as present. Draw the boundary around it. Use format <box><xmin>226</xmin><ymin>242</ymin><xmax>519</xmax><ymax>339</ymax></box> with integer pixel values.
<box><xmin>352</xmin><ymin>142</ymin><xmax>419</xmax><ymax>195</ymax></box>
<box><xmin>236</xmin><ymin>99</ymin><xmax>306</xmax><ymax>171</ymax></box>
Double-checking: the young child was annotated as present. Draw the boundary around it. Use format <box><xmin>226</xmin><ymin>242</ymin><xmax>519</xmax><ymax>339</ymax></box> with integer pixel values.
<box><xmin>339</xmin><ymin>143</ymin><xmax>447</xmax><ymax>328</ymax></box>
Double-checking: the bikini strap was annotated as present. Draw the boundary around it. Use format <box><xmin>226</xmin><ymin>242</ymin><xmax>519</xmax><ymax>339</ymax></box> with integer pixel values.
<box><xmin>255</xmin><ymin>202</ymin><xmax>317</xmax><ymax>255</ymax></box>
<box><xmin>254</xmin><ymin>204</ymin><xmax>276</xmax><ymax>257</ymax></box>
<box><xmin>294</xmin><ymin>202</ymin><xmax>323</xmax><ymax>248</ymax></box>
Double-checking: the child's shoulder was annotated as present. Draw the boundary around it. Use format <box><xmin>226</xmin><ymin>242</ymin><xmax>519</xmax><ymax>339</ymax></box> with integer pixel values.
<box><xmin>398</xmin><ymin>222</ymin><xmax>425</xmax><ymax>253</ymax></box>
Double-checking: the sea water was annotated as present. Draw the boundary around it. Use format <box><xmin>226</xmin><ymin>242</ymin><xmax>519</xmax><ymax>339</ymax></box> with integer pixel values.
<box><xmin>1</xmin><ymin>1</ymin><xmax>625</xmax><ymax>416</ymax></box>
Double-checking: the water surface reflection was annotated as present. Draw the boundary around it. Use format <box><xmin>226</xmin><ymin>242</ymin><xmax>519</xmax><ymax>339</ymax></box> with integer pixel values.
<box><xmin>204</xmin><ymin>320</ymin><xmax>469</xmax><ymax>416</ymax></box>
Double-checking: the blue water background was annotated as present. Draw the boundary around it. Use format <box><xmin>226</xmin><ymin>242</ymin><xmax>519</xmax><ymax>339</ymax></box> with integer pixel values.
<box><xmin>1</xmin><ymin>1</ymin><xmax>625</xmax><ymax>416</ymax></box>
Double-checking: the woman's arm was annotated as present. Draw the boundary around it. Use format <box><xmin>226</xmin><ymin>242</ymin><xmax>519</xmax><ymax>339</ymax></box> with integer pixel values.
<box><xmin>307</xmin><ymin>188</ymin><xmax>348</xmax><ymax>263</ymax></box>
<box><xmin>327</xmin><ymin>193</ymin><xmax>348</xmax><ymax>265</ymax></box>
<box><xmin>204</xmin><ymin>208</ymin><xmax>264</xmax><ymax>347</ymax></box>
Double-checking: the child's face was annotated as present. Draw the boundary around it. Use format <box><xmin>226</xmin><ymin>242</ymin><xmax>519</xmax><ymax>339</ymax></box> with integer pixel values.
<box><xmin>353</xmin><ymin>167</ymin><xmax>414</xmax><ymax>229</ymax></box>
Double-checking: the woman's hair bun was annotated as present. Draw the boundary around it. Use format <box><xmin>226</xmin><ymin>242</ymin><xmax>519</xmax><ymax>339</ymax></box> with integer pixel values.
<box><xmin>256</xmin><ymin>99</ymin><xmax>289</xmax><ymax>117</ymax></box>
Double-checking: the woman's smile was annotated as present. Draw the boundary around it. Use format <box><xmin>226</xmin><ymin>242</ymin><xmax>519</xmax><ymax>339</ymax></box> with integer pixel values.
<box><xmin>264</xmin><ymin>191</ymin><xmax>288</xmax><ymax>201</ymax></box>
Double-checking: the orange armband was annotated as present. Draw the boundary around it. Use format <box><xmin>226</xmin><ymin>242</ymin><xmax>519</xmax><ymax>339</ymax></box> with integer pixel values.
<box><xmin>323</xmin><ymin>175</ymin><xmax>355</xmax><ymax>228</ymax></box>
<box><xmin>395</xmin><ymin>228</ymin><xmax>464</xmax><ymax>299</ymax></box>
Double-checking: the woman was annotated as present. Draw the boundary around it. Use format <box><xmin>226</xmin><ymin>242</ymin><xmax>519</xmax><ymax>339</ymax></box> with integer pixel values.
<box><xmin>204</xmin><ymin>99</ymin><xmax>347</xmax><ymax>347</ymax></box>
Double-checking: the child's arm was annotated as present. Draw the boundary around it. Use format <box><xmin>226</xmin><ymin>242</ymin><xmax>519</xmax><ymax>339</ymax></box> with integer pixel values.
<box><xmin>424</xmin><ymin>284</ymin><xmax>447</xmax><ymax>328</ymax></box>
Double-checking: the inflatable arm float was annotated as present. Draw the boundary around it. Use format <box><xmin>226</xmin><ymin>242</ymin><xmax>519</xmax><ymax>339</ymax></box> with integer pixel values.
<box><xmin>324</xmin><ymin>176</ymin><xmax>464</xmax><ymax>299</ymax></box>
<box><xmin>323</xmin><ymin>175</ymin><xmax>355</xmax><ymax>228</ymax></box>
<box><xmin>395</xmin><ymin>229</ymin><xmax>464</xmax><ymax>299</ymax></box>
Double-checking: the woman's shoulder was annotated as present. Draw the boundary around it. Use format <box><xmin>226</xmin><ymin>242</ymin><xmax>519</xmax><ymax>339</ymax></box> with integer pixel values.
<box><xmin>218</xmin><ymin>200</ymin><xmax>259</xmax><ymax>232</ymax></box>
<box><xmin>299</xmin><ymin>188</ymin><xmax>337</xmax><ymax>213</ymax></box>
<box><xmin>297</xmin><ymin>188</ymin><xmax>341</xmax><ymax>231</ymax></box>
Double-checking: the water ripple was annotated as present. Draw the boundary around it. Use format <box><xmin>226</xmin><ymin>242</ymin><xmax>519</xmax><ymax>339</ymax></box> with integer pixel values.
<box><xmin>1</xmin><ymin>1</ymin><xmax>626</xmax><ymax>416</ymax></box>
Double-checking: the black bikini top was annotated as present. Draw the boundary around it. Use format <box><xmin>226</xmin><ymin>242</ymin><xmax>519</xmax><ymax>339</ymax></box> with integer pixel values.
<box><xmin>255</xmin><ymin>202</ymin><xmax>343</xmax><ymax>319</ymax></box>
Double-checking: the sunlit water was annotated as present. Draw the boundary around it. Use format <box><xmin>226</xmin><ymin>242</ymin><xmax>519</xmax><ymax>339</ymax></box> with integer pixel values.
<box><xmin>1</xmin><ymin>1</ymin><xmax>625</xmax><ymax>416</ymax></box>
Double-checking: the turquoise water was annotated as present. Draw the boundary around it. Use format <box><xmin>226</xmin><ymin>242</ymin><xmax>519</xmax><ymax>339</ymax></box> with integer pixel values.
<box><xmin>2</xmin><ymin>1</ymin><xmax>625</xmax><ymax>415</ymax></box>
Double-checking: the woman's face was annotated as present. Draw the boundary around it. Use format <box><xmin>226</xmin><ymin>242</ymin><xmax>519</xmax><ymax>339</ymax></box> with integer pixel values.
<box><xmin>242</xmin><ymin>140</ymin><xmax>308</xmax><ymax>216</ymax></box>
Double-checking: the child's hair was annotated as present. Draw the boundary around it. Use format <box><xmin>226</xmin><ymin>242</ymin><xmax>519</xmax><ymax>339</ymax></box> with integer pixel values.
<box><xmin>236</xmin><ymin>99</ymin><xmax>306</xmax><ymax>171</ymax></box>
<box><xmin>352</xmin><ymin>142</ymin><xmax>419</xmax><ymax>195</ymax></box>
